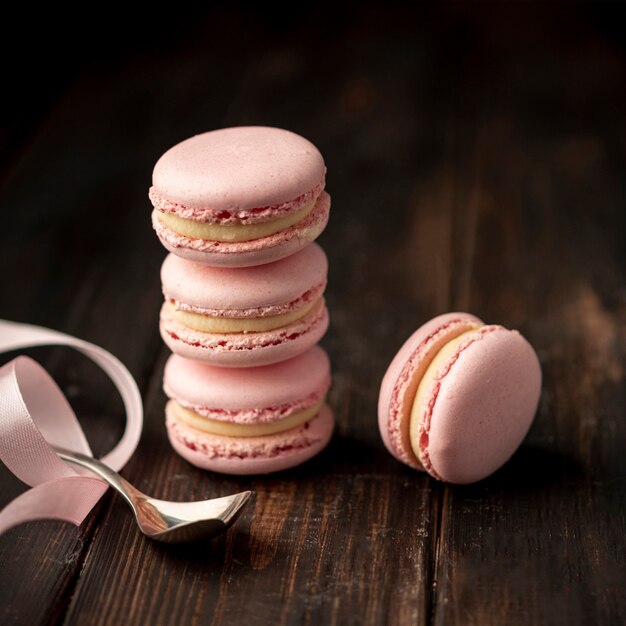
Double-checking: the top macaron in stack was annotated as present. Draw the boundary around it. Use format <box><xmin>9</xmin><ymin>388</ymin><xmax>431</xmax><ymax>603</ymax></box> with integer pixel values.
<box><xmin>151</xmin><ymin>126</ymin><xmax>330</xmax><ymax>268</ymax></box>
<box><xmin>149</xmin><ymin>127</ymin><xmax>334</xmax><ymax>474</ymax></box>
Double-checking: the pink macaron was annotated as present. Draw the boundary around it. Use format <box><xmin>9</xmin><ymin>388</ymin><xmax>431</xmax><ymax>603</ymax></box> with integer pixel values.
<box><xmin>378</xmin><ymin>312</ymin><xmax>542</xmax><ymax>484</ymax></box>
<box><xmin>160</xmin><ymin>242</ymin><xmax>329</xmax><ymax>367</ymax></box>
<box><xmin>150</xmin><ymin>126</ymin><xmax>330</xmax><ymax>267</ymax></box>
<box><xmin>164</xmin><ymin>346</ymin><xmax>333</xmax><ymax>474</ymax></box>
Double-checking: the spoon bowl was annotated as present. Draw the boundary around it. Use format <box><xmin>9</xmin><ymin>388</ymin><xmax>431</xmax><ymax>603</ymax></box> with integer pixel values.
<box><xmin>55</xmin><ymin>448</ymin><xmax>252</xmax><ymax>543</ymax></box>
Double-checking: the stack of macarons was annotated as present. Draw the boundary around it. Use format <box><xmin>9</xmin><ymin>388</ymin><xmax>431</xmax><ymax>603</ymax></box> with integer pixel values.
<box><xmin>150</xmin><ymin>126</ymin><xmax>334</xmax><ymax>474</ymax></box>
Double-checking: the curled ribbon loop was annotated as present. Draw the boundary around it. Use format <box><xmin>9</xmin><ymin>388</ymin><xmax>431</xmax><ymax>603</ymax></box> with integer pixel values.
<box><xmin>0</xmin><ymin>320</ymin><xmax>143</xmax><ymax>534</ymax></box>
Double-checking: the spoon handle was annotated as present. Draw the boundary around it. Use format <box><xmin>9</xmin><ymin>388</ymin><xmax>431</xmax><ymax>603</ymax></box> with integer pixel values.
<box><xmin>55</xmin><ymin>447</ymin><xmax>143</xmax><ymax>509</ymax></box>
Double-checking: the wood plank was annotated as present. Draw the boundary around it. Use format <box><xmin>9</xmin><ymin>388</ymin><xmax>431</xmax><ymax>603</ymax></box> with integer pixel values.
<box><xmin>62</xmin><ymin>13</ymin><xmax>443</xmax><ymax>626</ymax></box>
<box><xmin>0</xmin><ymin>13</ymin><xmax>253</xmax><ymax>623</ymax></box>
<box><xmin>431</xmin><ymin>10</ymin><xmax>626</xmax><ymax>626</ymax></box>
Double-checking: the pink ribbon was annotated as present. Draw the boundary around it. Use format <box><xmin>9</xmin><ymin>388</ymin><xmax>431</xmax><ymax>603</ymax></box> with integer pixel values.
<box><xmin>0</xmin><ymin>320</ymin><xmax>143</xmax><ymax>534</ymax></box>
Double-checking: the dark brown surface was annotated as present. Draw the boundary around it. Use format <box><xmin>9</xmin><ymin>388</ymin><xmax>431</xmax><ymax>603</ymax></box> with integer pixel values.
<box><xmin>1</xmin><ymin>6</ymin><xmax>624</xmax><ymax>626</ymax></box>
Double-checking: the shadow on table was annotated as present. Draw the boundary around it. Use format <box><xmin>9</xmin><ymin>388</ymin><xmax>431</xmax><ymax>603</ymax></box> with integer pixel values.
<box><xmin>148</xmin><ymin>524</ymin><xmax>255</xmax><ymax>566</ymax></box>
<box><xmin>452</xmin><ymin>443</ymin><xmax>585</xmax><ymax>500</ymax></box>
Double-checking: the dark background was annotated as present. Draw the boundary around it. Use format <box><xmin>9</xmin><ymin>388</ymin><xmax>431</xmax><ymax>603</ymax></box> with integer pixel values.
<box><xmin>1</xmin><ymin>4</ymin><xmax>625</xmax><ymax>625</ymax></box>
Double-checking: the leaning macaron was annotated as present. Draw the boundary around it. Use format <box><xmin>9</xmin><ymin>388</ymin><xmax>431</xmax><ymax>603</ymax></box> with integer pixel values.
<box><xmin>164</xmin><ymin>347</ymin><xmax>333</xmax><ymax>474</ymax></box>
<box><xmin>150</xmin><ymin>126</ymin><xmax>330</xmax><ymax>267</ymax></box>
<box><xmin>378</xmin><ymin>312</ymin><xmax>542</xmax><ymax>484</ymax></box>
<box><xmin>160</xmin><ymin>243</ymin><xmax>329</xmax><ymax>367</ymax></box>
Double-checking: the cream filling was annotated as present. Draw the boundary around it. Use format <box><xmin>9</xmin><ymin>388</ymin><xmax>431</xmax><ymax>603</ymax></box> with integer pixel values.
<box><xmin>165</xmin><ymin>297</ymin><xmax>321</xmax><ymax>333</ymax></box>
<box><xmin>409</xmin><ymin>325</ymin><xmax>483</xmax><ymax>460</ymax></box>
<box><xmin>171</xmin><ymin>399</ymin><xmax>324</xmax><ymax>437</ymax></box>
<box><xmin>157</xmin><ymin>200</ymin><xmax>315</xmax><ymax>242</ymax></box>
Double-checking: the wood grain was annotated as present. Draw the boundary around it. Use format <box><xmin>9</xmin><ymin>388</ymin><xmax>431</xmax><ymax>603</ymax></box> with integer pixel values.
<box><xmin>0</xmin><ymin>6</ymin><xmax>624</xmax><ymax>626</ymax></box>
<box><xmin>429</xmin><ymin>13</ymin><xmax>626</xmax><ymax>626</ymax></box>
<box><xmin>63</xmin><ymin>15</ymin><xmax>440</xmax><ymax>626</ymax></box>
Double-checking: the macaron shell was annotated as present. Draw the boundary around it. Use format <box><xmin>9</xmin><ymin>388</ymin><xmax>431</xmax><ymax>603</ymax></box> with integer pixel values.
<box><xmin>424</xmin><ymin>327</ymin><xmax>542</xmax><ymax>484</ymax></box>
<box><xmin>152</xmin><ymin>126</ymin><xmax>326</xmax><ymax>212</ymax></box>
<box><xmin>161</xmin><ymin>243</ymin><xmax>327</xmax><ymax>312</ymax></box>
<box><xmin>378</xmin><ymin>312</ymin><xmax>484</xmax><ymax>468</ymax></box>
<box><xmin>160</xmin><ymin>301</ymin><xmax>329</xmax><ymax>367</ymax></box>
<box><xmin>166</xmin><ymin>404</ymin><xmax>334</xmax><ymax>475</ymax></box>
<box><xmin>163</xmin><ymin>346</ymin><xmax>331</xmax><ymax>413</ymax></box>
<box><xmin>152</xmin><ymin>191</ymin><xmax>330</xmax><ymax>268</ymax></box>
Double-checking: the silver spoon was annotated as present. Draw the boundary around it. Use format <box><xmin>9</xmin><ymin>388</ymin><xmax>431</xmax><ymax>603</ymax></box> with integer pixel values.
<box><xmin>55</xmin><ymin>447</ymin><xmax>252</xmax><ymax>543</ymax></box>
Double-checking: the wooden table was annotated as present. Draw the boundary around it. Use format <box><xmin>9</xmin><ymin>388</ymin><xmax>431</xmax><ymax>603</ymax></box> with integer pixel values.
<box><xmin>1</xmin><ymin>6</ymin><xmax>624</xmax><ymax>625</ymax></box>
